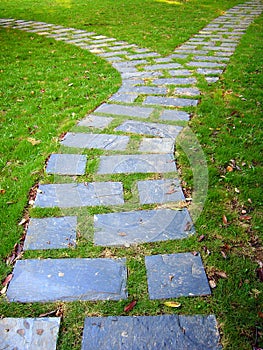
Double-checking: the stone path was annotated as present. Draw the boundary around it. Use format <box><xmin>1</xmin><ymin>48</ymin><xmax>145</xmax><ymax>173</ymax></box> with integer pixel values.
<box><xmin>1</xmin><ymin>1</ymin><xmax>263</xmax><ymax>348</ymax></box>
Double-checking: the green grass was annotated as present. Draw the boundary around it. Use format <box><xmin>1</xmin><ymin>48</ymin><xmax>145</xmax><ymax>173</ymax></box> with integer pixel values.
<box><xmin>0</xmin><ymin>1</ymin><xmax>263</xmax><ymax>349</ymax></box>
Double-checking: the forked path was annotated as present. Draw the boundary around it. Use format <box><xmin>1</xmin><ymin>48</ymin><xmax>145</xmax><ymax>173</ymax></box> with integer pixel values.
<box><xmin>1</xmin><ymin>1</ymin><xmax>262</xmax><ymax>348</ymax></box>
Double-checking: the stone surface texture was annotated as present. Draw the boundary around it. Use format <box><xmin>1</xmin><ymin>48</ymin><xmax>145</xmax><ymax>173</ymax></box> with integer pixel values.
<box><xmin>7</xmin><ymin>258</ymin><xmax>127</xmax><ymax>302</ymax></box>
<box><xmin>46</xmin><ymin>153</ymin><xmax>87</xmax><ymax>175</ymax></box>
<box><xmin>145</xmin><ymin>253</ymin><xmax>211</xmax><ymax>299</ymax></box>
<box><xmin>82</xmin><ymin>314</ymin><xmax>222</xmax><ymax>350</ymax></box>
<box><xmin>0</xmin><ymin>318</ymin><xmax>61</xmax><ymax>350</ymax></box>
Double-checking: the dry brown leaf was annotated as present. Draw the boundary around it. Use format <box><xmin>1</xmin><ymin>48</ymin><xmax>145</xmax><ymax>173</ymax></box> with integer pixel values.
<box><xmin>124</xmin><ymin>300</ymin><xmax>137</xmax><ymax>312</ymax></box>
<box><xmin>27</xmin><ymin>137</ymin><xmax>41</xmax><ymax>145</ymax></box>
<box><xmin>2</xmin><ymin>273</ymin><xmax>13</xmax><ymax>286</ymax></box>
<box><xmin>222</xmin><ymin>215</ymin><xmax>228</xmax><ymax>225</ymax></box>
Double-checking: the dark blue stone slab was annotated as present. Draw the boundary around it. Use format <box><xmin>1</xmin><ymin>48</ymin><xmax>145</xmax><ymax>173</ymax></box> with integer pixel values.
<box><xmin>0</xmin><ymin>318</ymin><xmax>61</xmax><ymax>350</ymax></box>
<box><xmin>7</xmin><ymin>258</ymin><xmax>127</xmax><ymax>302</ymax></box>
<box><xmin>34</xmin><ymin>182</ymin><xmax>124</xmax><ymax>208</ymax></box>
<box><xmin>61</xmin><ymin>132</ymin><xmax>129</xmax><ymax>151</ymax></box>
<box><xmin>137</xmin><ymin>179</ymin><xmax>185</xmax><ymax>204</ymax></box>
<box><xmin>145</xmin><ymin>253</ymin><xmax>211</xmax><ymax>299</ymax></box>
<box><xmin>46</xmin><ymin>154</ymin><xmax>87</xmax><ymax>175</ymax></box>
<box><xmin>94</xmin><ymin>209</ymin><xmax>194</xmax><ymax>246</ymax></box>
<box><xmin>143</xmin><ymin>96</ymin><xmax>198</xmax><ymax>107</ymax></box>
<box><xmin>24</xmin><ymin>216</ymin><xmax>77</xmax><ymax>250</ymax></box>
<box><xmin>97</xmin><ymin>154</ymin><xmax>177</xmax><ymax>175</ymax></box>
<box><xmin>115</xmin><ymin>120</ymin><xmax>182</xmax><ymax>139</ymax></box>
<box><xmin>94</xmin><ymin>103</ymin><xmax>154</xmax><ymax>118</ymax></box>
<box><xmin>82</xmin><ymin>314</ymin><xmax>222</xmax><ymax>350</ymax></box>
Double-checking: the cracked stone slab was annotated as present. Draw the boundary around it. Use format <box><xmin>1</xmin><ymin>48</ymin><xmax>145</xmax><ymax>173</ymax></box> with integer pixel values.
<box><xmin>78</xmin><ymin>115</ymin><xmax>113</xmax><ymax>129</ymax></box>
<box><xmin>24</xmin><ymin>216</ymin><xmax>77</xmax><ymax>250</ymax></box>
<box><xmin>7</xmin><ymin>258</ymin><xmax>127</xmax><ymax>302</ymax></box>
<box><xmin>160</xmin><ymin>109</ymin><xmax>190</xmax><ymax>121</ymax></box>
<box><xmin>46</xmin><ymin>154</ymin><xmax>87</xmax><ymax>175</ymax></box>
<box><xmin>145</xmin><ymin>253</ymin><xmax>211</xmax><ymax>299</ymax></box>
<box><xmin>139</xmin><ymin>138</ymin><xmax>174</xmax><ymax>154</ymax></box>
<box><xmin>94</xmin><ymin>103</ymin><xmax>154</xmax><ymax>118</ymax></box>
<box><xmin>34</xmin><ymin>182</ymin><xmax>124</xmax><ymax>208</ymax></box>
<box><xmin>143</xmin><ymin>96</ymin><xmax>198</xmax><ymax>107</ymax></box>
<box><xmin>94</xmin><ymin>208</ymin><xmax>194</xmax><ymax>246</ymax></box>
<box><xmin>0</xmin><ymin>318</ymin><xmax>61</xmax><ymax>350</ymax></box>
<box><xmin>81</xmin><ymin>314</ymin><xmax>222</xmax><ymax>350</ymax></box>
<box><xmin>138</xmin><ymin>179</ymin><xmax>185</xmax><ymax>204</ymax></box>
<box><xmin>115</xmin><ymin>120</ymin><xmax>183</xmax><ymax>138</ymax></box>
<box><xmin>61</xmin><ymin>132</ymin><xmax>129</xmax><ymax>151</ymax></box>
<box><xmin>152</xmin><ymin>77</ymin><xmax>196</xmax><ymax>85</ymax></box>
<box><xmin>97</xmin><ymin>154</ymin><xmax>177</xmax><ymax>175</ymax></box>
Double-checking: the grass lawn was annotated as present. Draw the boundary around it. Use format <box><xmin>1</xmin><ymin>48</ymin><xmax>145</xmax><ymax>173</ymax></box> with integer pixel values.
<box><xmin>0</xmin><ymin>0</ymin><xmax>262</xmax><ymax>349</ymax></box>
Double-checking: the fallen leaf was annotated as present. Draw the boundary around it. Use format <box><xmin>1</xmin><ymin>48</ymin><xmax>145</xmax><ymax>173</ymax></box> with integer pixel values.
<box><xmin>2</xmin><ymin>273</ymin><xmax>13</xmax><ymax>286</ymax></box>
<box><xmin>36</xmin><ymin>329</ymin><xmax>44</xmax><ymax>335</ymax></box>
<box><xmin>192</xmin><ymin>251</ymin><xmax>199</xmax><ymax>256</ymax></box>
<box><xmin>0</xmin><ymin>285</ymin><xmax>7</xmax><ymax>295</ymax></box>
<box><xmin>198</xmin><ymin>235</ymin><xmax>205</xmax><ymax>242</ymax></box>
<box><xmin>27</xmin><ymin>137</ymin><xmax>41</xmax><ymax>145</ymax></box>
<box><xmin>17</xmin><ymin>329</ymin><xmax>25</xmax><ymax>336</ymax></box>
<box><xmin>226</xmin><ymin>166</ymin><xmax>233</xmax><ymax>172</ymax></box>
<box><xmin>222</xmin><ymin>215</ymin><xmax>228</xmax><ymax>225</ymax></box>
<box><xmin>258</xmin><ymin>312</ymin><xmax>263</xmax><ymax>319</ymax></box>
<box><xmin>169</xmin><ymin>275</ymin><xmax>174</xmax><ymax>281</ymax></box>
<box><xmin>58</xmin><ymin>272</ymin><xmax>64</xmax><ymax>277</ymax></box>
<box><xmin>215</xmin><ymin>271</ymin><xmax>228</xmax><ymax>279</ymax></box>
<box><xmin>124</xmin><ymin>300</ymin><xmax>137</xmax><ymax>312</ymax></box>
<box><xmin>164</xmin><ymin>301</ymin><xmax>181</xmax><ymax>308</ymax></box>
<box><xmin>221</xmin><ymin>251</ymin><xmax>227</xmax><ymax>259</ymax></box>
<box><xmin>234</xmin><ymin>188</ymin><xmax>240</xmax><ymax>193</ymax></box>
<box><xmin>118</xmin><ymin>232</ymin><xmax>127</xmax><ymax>237</ymax></box>
<box><xmin>0</xmin><ymin>189</ymin><xmax>6</xmax><ymax>194</ymax></box>
<box><xmin>209</xmin><ymin>280</ymin><xmax>217</xmax><ymax>288</ymax></box>
<box><xmin>239</xmin><ymin>215</ymin><xmax>252</xmax><ymax>221</ymax></box>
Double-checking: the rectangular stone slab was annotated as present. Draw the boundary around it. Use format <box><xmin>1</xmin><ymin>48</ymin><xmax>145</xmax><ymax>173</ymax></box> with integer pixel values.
<box><xmin>145</xmin><ymin>253</ymin><xmax>211</xmax><ymax>299</ymax></box>
<box><xmin>94</xmin><ymin>103</ymin><xmax>154</xmax><ymax>118</ymax></box>
<box><xmin>152</xmin><ymin>77</ymin><xmax>196</xmax><ymax>85</ymax></box>
<box><xmin>143</xmin><ymin>96</ymin><xmax>198</xmax><ymax>107</ymax></box>
<box><xmin>24</xmin><ymin>216</ymin><xmax>77</xmax><ymax>250</ymax></box>
<box><xmin>160</xmin><ymin>109</ymin><xmax>190</xmax><ymax>121</ymax></box>
<box><xmin>0</xmin><ymin>318</ymin><xmax>61</xmax><ymax>350</ymax></box>
<box><xmin>137</xmin><ymin>179</ymin><xmax>185</xmax><ymax>204</ymax></box>
<box><xmin>7</xmin><ymin>258</ymin><xmax>127</xmax><ymax>302</ymax></box>
<box><xmin>34</xmin><ymin>182</ymin><xmax>124</xmax><ymax>208</ymax></box>
<box><xmin>61</xmin><ymin>132</ymin><xmax>129</xmax><ymax>151</ymax></box>
<box><xmin>82</xmin><ymin>314</ymin><xmax>222</xmax><ymax>350</ymax></box>
<box><xmin>46</xmin><ymin>154</ymin><xmax>87</xmax><ymax>175</ymax></box>
<box><xmin>78</xmin><ymin>115</ymin><xmax>113</xmax><ymax>129</ymax></box>
<box><xmin>97</xmin><ymin>154</ymin><xmax>177</xmax><ymax>175</ymax></box>
<box><xmin>139</xmin><ymin>138</ymin><xmax>174</xmax><ymax>154</ymax></box>
<box><xmin>115</xmin><ymin>120</ymin><xmax>183</xmax><ymax>138</ymax></box>
<box><xmin>94</xmin><ymin>208</ymin><xmax>194</xmax><ymax>246</ymax></box>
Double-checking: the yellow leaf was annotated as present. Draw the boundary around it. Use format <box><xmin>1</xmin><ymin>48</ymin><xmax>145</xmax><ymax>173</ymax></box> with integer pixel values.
<box><xmin>164</xmin><ymin>301</ymin><xmax>181</xmax><ymax>308</ymax></box>
<box><xmin>27</xmin><ymin>137</ymin><xmax>41</xmax><ymax>145</ymax></box>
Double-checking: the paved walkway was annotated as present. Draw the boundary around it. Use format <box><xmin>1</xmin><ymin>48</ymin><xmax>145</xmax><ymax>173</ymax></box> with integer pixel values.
<box><xmin>1</xmin><ymin>1</ymin><xmax>263</xmax><ymax>348</ymax></box>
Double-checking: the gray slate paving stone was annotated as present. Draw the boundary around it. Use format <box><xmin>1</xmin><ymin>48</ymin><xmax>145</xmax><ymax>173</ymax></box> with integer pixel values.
<box><xmin>168</xmin><ymin>69</ymin><xmax>192</xmax><ymax>76</ymax></box>
<box><xmin>61</xmin><ymin>132</ymin><xmax>129</xmax><ymax>151</ymax></box>
<box><xmin>94</xmin><ymin>208</ymin><xmax>194</xmax><ymax>246</ymax></box>
<box><xmin>115</xmin><ymin>120</ymin><xmax>183</xmax><ymax>138</ymax></box>
<box><xmin>0</xmin><ymin>318</ymin><xmax>61</xmax><ymax>350</ymax></box>
<box><xmin>78</xmin><ymin>114</ymin><xmax>113</xmax><ymax>129</ymax></box>
<box><xmin>98</xmin><ymin>153</ymin><xmax>177</xmax><ymax>175</ymax></box>
<box><xmin>118</xmin><ymin>86</ymin><xmax>167</xmax><ymax>95</ymax></box>
<box><xmin>145</xmin><ymin>253</ymin><xmax>211</xmax><ymax>299</ymax></box>
<box><xmin>174</xmin><ymin>87</ymin><xmax>201</xmax><ymax>96</ymax></box>
<box><xmin>187</xmin><ymin>61</ymin><xmax>226</xmax><ymax>68</ymax></box>
<box><xmin>34</xmin><ymin>182</ymin><xmax>124</xmax><ymax>208</ymax></box>
<box><xmin>143</xmin><ymin>96</ymin><xmax>198</xmax><ymax>107</ymax></box>
<box><xmin>46</xmin><ymin>154</ymin><xmax>87</xmax><ymax>175</ymax></box>
<box><xmin>109</xmin><ymin>93</ymin><xmax>138</xmax><ymax>103</ymax></box>
<box><xmin>139</xmin><ymin>138</ymin><xmax>174</xmax><ymax>154</ymax></box>
<box><xmin>142</xmin><ymin>63</ymin><xmax>182</xmax><ymax>71</ymax></box>
<box><xmin>82</xmin><ymin>314</ymin><xmax>222</xmax><ymax>350</ymax></box>
<box><xmin>160</xmin><ymin>109</ymin><xmax>190</xmax><ymax>121</ymax></box>
<box><xmin>197</xmin><ymin>68</ymin><xmax>223</xmax><ymax>75</ymax></box>
<box><xmin>138</xmin><ymin>179</ymin><xmax>185</xmax><ymax>204</ymax></box>
<box><xmin>94</xmin><ymin>103</ymin><xmax>154</xmax><ymax>118</ymax></box>
<box><xmin>7</xmin><ymin>258</ymin><xmax>127</xmax><ymax>302</ymax></box>
<box><xmin>206</xmin><ymin>77</ymin><xmax>220</xmax><ymax>83</ymax></box>
<box><xmin>152</xmin><ymin>77</ymin><xmax>196</xmax><ymax>85</ymax></box>
<box><xmin>24</xmin><ymin>216</ymin><xmax>77</xmax><ymax>250</ymax></box>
